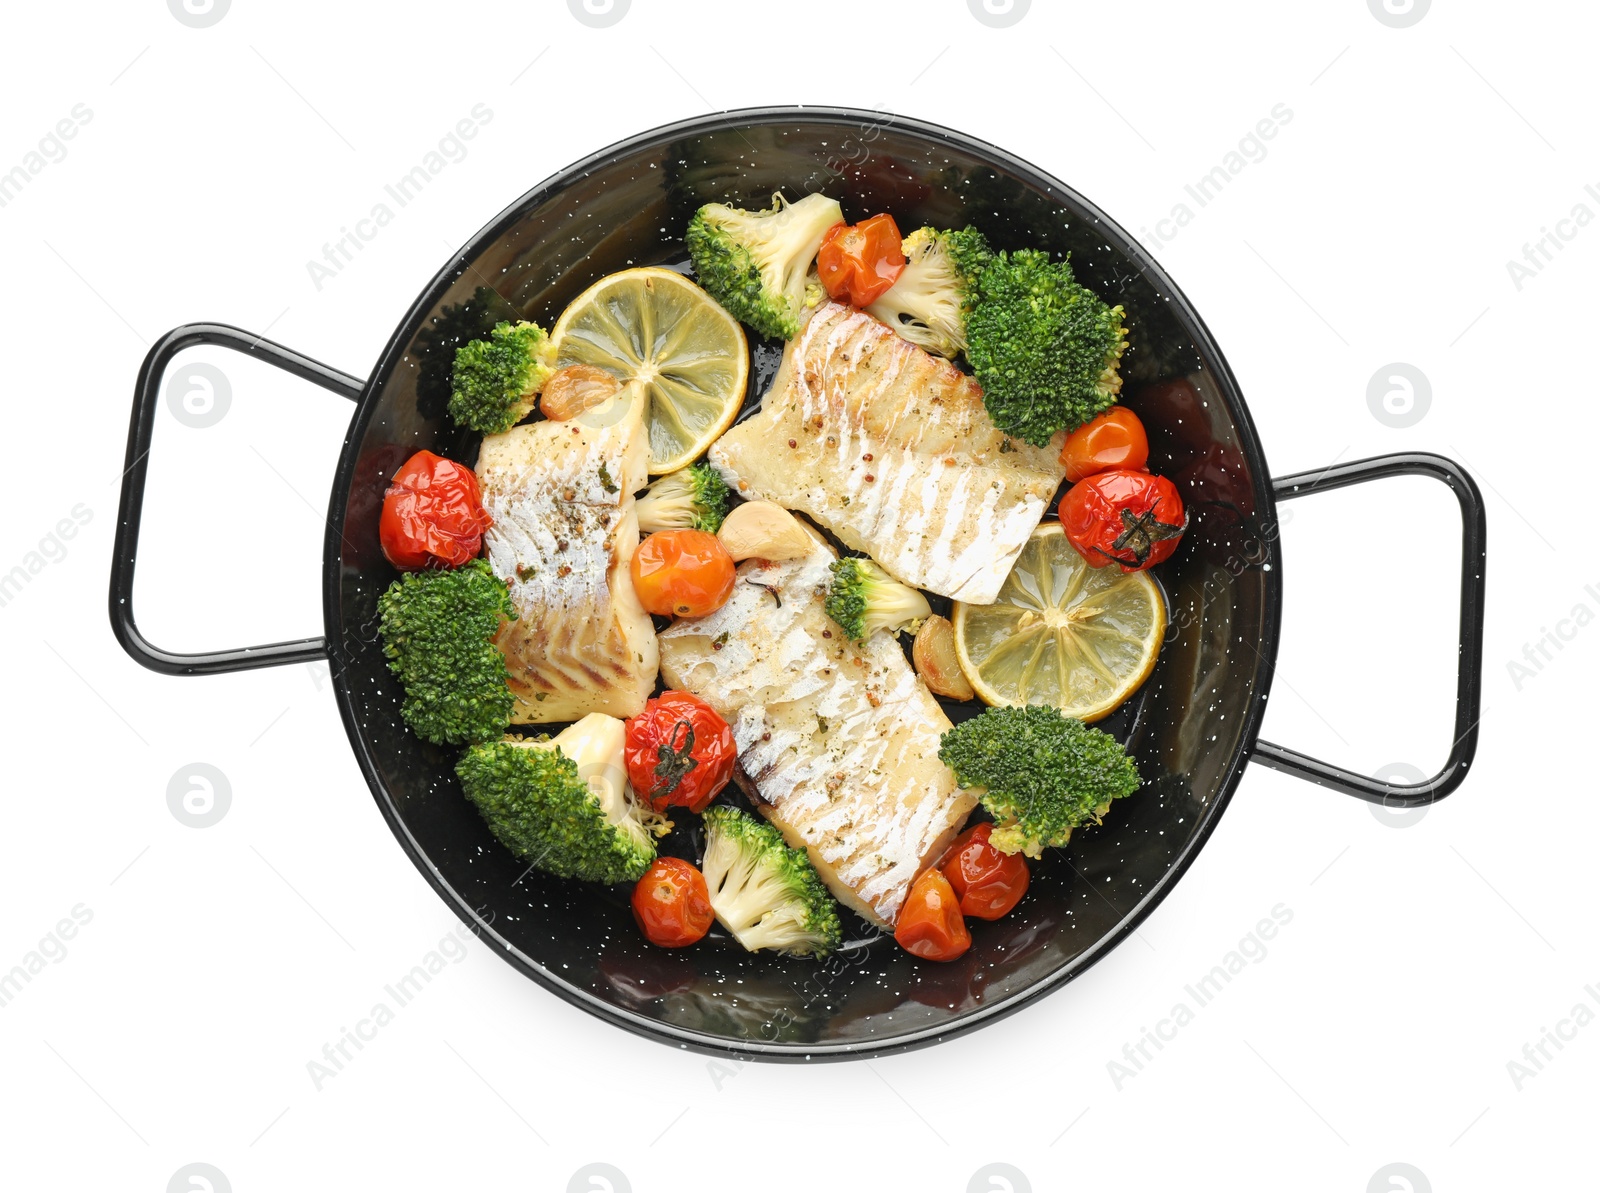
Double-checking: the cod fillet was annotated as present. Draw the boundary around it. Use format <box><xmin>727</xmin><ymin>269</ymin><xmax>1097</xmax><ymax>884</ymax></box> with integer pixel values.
<box><xmin>476</xmin><ymin>394</ymin><xmax>657</xmax><ymax>723</ymax></box>
<box><xmin>657</xmin><ymin>533</ymin><xmax>977</xmax><ymax>927</ymax></box>
<box><xmin>710</xmin><ymin>303</ymin><xmax>1065</xmax><ymax>604</ymax></box>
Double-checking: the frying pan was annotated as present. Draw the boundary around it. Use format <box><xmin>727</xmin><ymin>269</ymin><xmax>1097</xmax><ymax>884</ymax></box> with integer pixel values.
<box><xmin>109</xmin><ymin>107</ymin><xmax>1486</xmax><ymax>1059</ymax></box>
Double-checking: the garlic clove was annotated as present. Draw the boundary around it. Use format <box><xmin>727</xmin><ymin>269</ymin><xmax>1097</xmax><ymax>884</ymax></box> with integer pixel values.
<box><xmin>913</xmin><ymin>615</ymin><xmax>976</xmax><ymax>701</ymax></box>
<box><xmin>539</xmin><ymin>363</ymin><xmax>621</xmax><ymax>421</ymax></box>
<box><xmin>716</xmin><ymin>500</ymin><xmax>813</xmax><ymax>561</ymax></box>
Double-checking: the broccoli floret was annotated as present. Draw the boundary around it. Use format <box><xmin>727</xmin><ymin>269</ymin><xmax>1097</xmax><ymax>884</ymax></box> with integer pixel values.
<box><xmin>824</xmin><ymin>557</ymin><xmax>931</xmax><ymax>643</ymax></box>
<box><xmin>938</xmin><ymin>706</ymin><xmax>1140</xmax><ymax>858</ymax></box>
<box><xmin>456</xmin><ymin>713</ymin><xmax>671</xmax><ymax>885</ymax></box>
<box><xmin>686</xmin><ymin>192</ymin><xmax>843</xmax><ymax>340</ymax></box>
<box><xmin>700</xmin><ymin>806</ymin><xmax>841</xmax><ymax>957</ymax></box>
<box><xmin>865</xmin><ymin>226</ymin><xmax>994</xmax><ymax>358</ymax></box>
<box><xmin>448</xmin><ymin>320</ymin><xmax>557</xmax><ymax>435</ymax></box>
<box><xmin>964</xmin><ymin>249</ymin><xmax>1129</xmax><ymax>446</ymax></box>
<box><xmin>377</xmin><ymin>559</ymin><xmax>516</xmax><ymax>745</ymax></box>
<box><xmin>635</xmin><ymin>463</ymin><xmax>730</xmax><ymax>534</ymax></box>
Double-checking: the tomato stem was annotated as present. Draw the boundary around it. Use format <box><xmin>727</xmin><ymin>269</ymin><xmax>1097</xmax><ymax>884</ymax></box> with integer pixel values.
<box><xmin>1109</xmin><ymin>506</ymin><xmax>1185</xmax><ymax>566</ymax></box>
<box><xmin>651</xmin><ymin>718</ymin><xmax>699</xmax><ymax>799</ymax></box>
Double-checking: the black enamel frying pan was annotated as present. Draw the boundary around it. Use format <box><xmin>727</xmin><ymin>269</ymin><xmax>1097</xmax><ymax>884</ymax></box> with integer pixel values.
<box><xmin>110</xmin><ymin>108</ymin><xmax>1486</xmax><ymax>1059</ymax></box>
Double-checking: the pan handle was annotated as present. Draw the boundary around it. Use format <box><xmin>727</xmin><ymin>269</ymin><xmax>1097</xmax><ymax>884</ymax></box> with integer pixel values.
<box><xmin>110</xmin><ymin>323</ymin><xmax>364</xmax><ymax>676</ymax></box>
<box><xmin>1249</xmin><ymin>452</ymin><xmax>1486</xmax><ymax>807</ymax></box>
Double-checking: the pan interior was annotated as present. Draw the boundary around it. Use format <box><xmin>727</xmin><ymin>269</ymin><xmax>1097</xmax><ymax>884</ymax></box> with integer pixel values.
<box><xmin>330</xmin><ymin>112</ymin><xmax>1276</xmax><ymax>1056</ymax></box>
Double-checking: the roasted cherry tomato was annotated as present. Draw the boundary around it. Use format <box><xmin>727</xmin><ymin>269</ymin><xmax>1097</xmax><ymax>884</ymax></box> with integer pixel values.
<box><xmin>817</xmin><ymin>214</ymin><xmax>906</xmax><ymax>307</ymax></box>
<box><xmin>894</xmin><ymin>868</ymin><xmax>971</xmax><ymax>962</ymax></box>
<box><xmin>1058</xmin><ymin>468</ymin><xmax>1186</xmax><ymax>573</ymax></box>
<box><xmin>631</xmin><ymin>857</ymin><xmax>714</xmax><ymax>948</ymax></box>
<box><xmin>939</xmin><ymin>822</ymin><xmax>1030</xmax><ymax>920</ymax></box>
<box><xmin>1058</xmin><ymin>407</ymin><xmax>1149</xmax><ymax>484</ymax></box>
<box><xmin>630</xmin><ymin>529</ymin><xmax>736</xmax><ymax>617</ymax></box>
<box><xmin>379</xmin><ymin>449</ymin><xmax>492</xmax><ymax>570</ymax></box>
<box><xmin>625</xmin><ymin>691</ymin><xmax>737</xmax><ymax>813</ymax></box>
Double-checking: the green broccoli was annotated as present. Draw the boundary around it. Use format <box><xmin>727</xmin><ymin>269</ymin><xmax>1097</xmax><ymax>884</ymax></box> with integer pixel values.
<box><xmin>824</xmin><ymin>557</ymin><xmax>931</xmax><ymax>643</ymax></box>
<box><xmin>685</xmin><ymin>191</ymin><xmax>843</xmax><ymax>340</ymax></box>
<box><xmin>635</xmin><ymin>463</ymin><xmax>730</xmax><ymax>534</ymax></box>
<box><xmin>456</xmin><ymin>713</ymin><xmax>671</xmax><ymax>885</ymax></box>
<box><xmin>864</xmin><ymin>225</ymin><xmax>994</xmax><ymax>358</ymax></box>
<box><xmin>448</xmin><ymin>320</ymin><xmax>557</xmax><ymax>435</ymax></box>
<box><xmin>964</xmin><ymin>249</ymin><xmax>1129</xmax><ymax>446</ymax></box>
<box><xmin>700</xmin><ymin>806</ymin><xmax>841</xmax><ymax>957</ymax></box>
<box><xmin>377</xmin><ymin>559</ymin><xmax>516</xmax><ymax>746</ymax></box>
<box><xmin>938</xmin><ymin>705</ymin><xmax>1140</xmax><ymax>858</ymax></box>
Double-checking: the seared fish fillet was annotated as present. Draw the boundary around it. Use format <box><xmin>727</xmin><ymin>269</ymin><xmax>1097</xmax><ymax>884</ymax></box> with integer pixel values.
<box><xmin>657</xmin><ymin>533</ymin><xmax>977</xmax><ymax>927</ymax></box>
<box><xmin>477</xmin><ymin>394</ymin><xmax>657</xmax><ymax>723</ymax></box>
<box><xmin>710</xmin><ymin>303</ymin><xmax>1065</xmax><ymax>604</ymax></box>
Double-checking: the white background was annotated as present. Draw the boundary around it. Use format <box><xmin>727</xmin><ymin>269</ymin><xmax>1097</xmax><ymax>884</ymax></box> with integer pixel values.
<box><xmin>1</xmin><ymin>1</ymin><xmax>1593</xmax><ymax>1190</ymax></box>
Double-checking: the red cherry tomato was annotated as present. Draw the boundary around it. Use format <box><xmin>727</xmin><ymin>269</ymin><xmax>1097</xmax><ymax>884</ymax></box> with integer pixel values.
<box><xmin>630</xmin><ymin>529</ymin><xmax>736</xmax><ymax>617</ymax></box>
<box><xmin>939</xmin><ymin>822</ymin><xmax>1030</xmax><ymax>921</ymax></box>
<box><xmin>1058</xmin><ymin>407</ymin><xmax>1149</xmax><ymax>484</ymax></box>
<box><xmin>379</xmin><ymin>450</ymin><xmax>492</xmax><ymax>570</ymax></box>
<box><xmin>631</xmin><ymin>857</ymin><xmax>714</xmax><ymax>948</ymax></box>
<box><xmin>894</xmin><ymin>868</ymin><xmax>972</xmax><ymax>962</ymax></box>
<box><xmin>817</xmin><ymin>214</ymin><xmax>906</xmax><ymax>307</ymax></box>
<box><xmin>1058</xmin><ymin>468</ymin><xmax>1186</xmax><ymax>573</ymax></box>
<box><xmin>624</xmin><ymin>691</ymin><xmax>737</xmax><ymax>813</ymax></box>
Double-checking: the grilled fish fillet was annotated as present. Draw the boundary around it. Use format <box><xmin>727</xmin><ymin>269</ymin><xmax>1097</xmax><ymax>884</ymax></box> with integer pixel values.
<box><xmin>476</xmin><ymin>394</ymin><xmax>657</xmax><ymax>723</ymax></box>
<box><xmin>657</xmin><ymin>532</ymin><xmax>978</xmax><ymax>927</ymax></box>
<box><xmin>710</xmin><ymin>303</ymin><xmax>1065</xmax><ymax>604</ymax></box>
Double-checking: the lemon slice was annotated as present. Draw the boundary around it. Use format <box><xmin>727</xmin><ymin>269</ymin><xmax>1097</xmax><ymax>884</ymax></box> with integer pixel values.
<box><xmin>952</xmin><ymin>523</ymin><xmax>1165</xmax><ymax>721</ymax></box>
<box><xmin>550</xmin><ymin>267</ymin><xmax>748</xmax><ymax>474</ymax></box>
